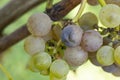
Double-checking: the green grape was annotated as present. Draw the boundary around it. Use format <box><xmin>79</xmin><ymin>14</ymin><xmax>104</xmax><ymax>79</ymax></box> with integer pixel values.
<box><xmin>32</xmin><ymin>52</ymin><xmax>52</xmax><ymax>71</ymax></box>
<box><xmin>96</xmin><ymin>46</ymin><xmax>114</xmax><ymax>66</ymax></box>
<box><xmin>114</xmin><ymin>46</ymin><xmax>120</xmax><ymax>65</ymax></box>
<box><xmin>50</xmin><ymin>73</ymin><xmax>66</xmax><ymax>80</ymax></box>
<box><xmin>27</xmin><ymin>58</ymin><xmax>39</xmax><ymax>72</ymax></box>
<box><xmin>50</xmin><ymin>59</ymin><xmax>69</xmax><ymax>78</ymax></box>
<box><xmin>27</xmin><ymin>12</ymin><xmax>52</xmax><ymax>36</ymax></box>
<box><xmin>99</xmin><ymin>4</ymin><xmax>120</xmax><ymax>28</ymax></box>
<box><xmin>78</xmin><ymin>12</ymin><xmax>98</xmax><ymax>31</ymax></box>
<box><xmin>24</xmin><ymin>35</ymin><xmax>45</xmax><ymax>55</ymax></box>
<box><xmin>81</xmin><ymin>30</ymin><xmax>103</xmax><ymax>52</ymax></box>
<box><xmin>64</xmin><ymin>46</ymin><xmax>88</xmax><ymax>67</ymax></box>
<box><xmin>105</xmin><ymin>0</ymin><xmax>120</xmax><ymax>6</ymax></box>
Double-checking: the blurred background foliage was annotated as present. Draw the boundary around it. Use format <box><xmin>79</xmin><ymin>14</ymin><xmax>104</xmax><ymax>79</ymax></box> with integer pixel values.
<box><xmin>0</xmin><ymin>0</ymin><xmax>120</xmax><ymax>80</ymax></box>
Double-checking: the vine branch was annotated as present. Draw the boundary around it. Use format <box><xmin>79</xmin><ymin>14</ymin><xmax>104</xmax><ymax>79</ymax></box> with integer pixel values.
<box><xmin>0</xmin><ymin>0</ymin><xmax>82</xmax><ymax>53</ymax></box>
<box><xmin>0</xmin><ymin>0</ymin><xmax>46</xmax><ymax>32</ymax></box>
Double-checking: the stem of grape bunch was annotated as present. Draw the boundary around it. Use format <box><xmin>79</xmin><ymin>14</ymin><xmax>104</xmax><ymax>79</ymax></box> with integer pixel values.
<box><xmin>72</xmin><ymin>0</ymin><xmax>87</xmax><ymax>24</ymax></box>
<box><xmin>98</xmin><ymin>0</ymin><xmax>106</xmax><ymax>7</ymax></box>
<box><xmin>46</xmin><ymin>0</ymin><xmax>53</xmax><ymax>9</ymax></box>
<box><xmin>53</xmin><ymin>40</ymin><xmax>62</xmax><ymax>55</ymax></box>
<box><xmin>0</xmin><ymin>64</ymin><xmax>13</xmax><ymax>80</ymax></box>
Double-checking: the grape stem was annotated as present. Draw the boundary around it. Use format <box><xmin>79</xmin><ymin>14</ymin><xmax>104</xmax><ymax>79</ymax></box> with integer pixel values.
<box><xmin>98</xmin><ymin>0</ymin><xmax>106</xmax><ymax>7</ymax></box>
<box><xmin>53</xmin><ymin>40</ymin><xmax>62</xmax><ymax>54</ymax></box>
<box><xmin>72</xmin><ymin>0</ymin><xmax>87</xmax><ymax>23</ymax></box>
<box><xmin>46</xmin><ymin>0</ymin><xmax>53</xmax><ymax>9</ymax></box>
<box><xmin>52</xmin><ymin>21</ymin><xmax>63</xmax><ymax>28</ymax></box>
<box><xmin>0</xmin><ymin>64</ymin><xmax>13</xmax><ymax>80</ymax></box>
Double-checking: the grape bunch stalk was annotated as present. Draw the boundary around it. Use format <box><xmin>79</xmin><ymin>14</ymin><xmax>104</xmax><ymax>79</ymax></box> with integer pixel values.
<box><xmin>24</xmin><ymin>0</ymin><xmax>120</xmax><ymax>79</ymax></box>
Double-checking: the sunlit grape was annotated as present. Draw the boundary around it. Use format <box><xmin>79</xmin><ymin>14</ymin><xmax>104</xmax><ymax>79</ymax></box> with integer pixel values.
<box><xmin>24</xmin><ymin>35</ymin><xmax>45</xmax><ymax>55</ymax></box>
<box><xmin>64</xmin><ymin>46</ymin><xmax>88</xmax><ymax>67</ymax></box>
<box><xmin>27</xmin><ymin>12</ymin><xmax>52</xmax><ymax>36</ymax></box>
<box><xmin>81</xmin><ymin>30</ymin><xmax>103</xmax><ymax>52</ymax></box>
<box><xmin>114</xmin><ymin>46</ymin><xmax>120</xmax><ymax>65</ymax></box>
<box><xmin>27</xmin><ymin>58</ymin><xmax>39</xmax><ymax>72</ymax></box>
<box><xmin>32</xmin><ymin>52</ymin><xmax>52</xmax><ymax>71</ymax></box>
<box><xmin>96</xmin><ymin>46</ymin><xmax>114</xmax><ymax>66</ymax></box>
<box><xmin>50</xmin><ymin>59</ymin><xmax>69</xmax><ymax>78</ymax></box>
<box><xmin>99</xmin><ymin>4</ymin><xmax>120</xmax><ymax>28</ymax></box>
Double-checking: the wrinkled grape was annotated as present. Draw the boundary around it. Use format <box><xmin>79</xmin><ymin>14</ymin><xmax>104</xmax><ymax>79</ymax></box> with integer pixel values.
<box><xmin>81</xmin><ymin>30</ymin><xmax>103</xmax><ymax>52</ymax></box>
<box><xmin>96</xmin><ymin>46</ymin><xmax>114</xmax><ymax>66</ymax></box>
<box><xmin>24</xmin><ymin>35</ymin><xmax>45</xmax><ymax>55</ymax></box>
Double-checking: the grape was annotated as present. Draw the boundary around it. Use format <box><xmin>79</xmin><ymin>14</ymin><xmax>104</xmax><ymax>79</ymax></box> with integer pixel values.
<box><xmin>61</xmin><ymin>25</ymin><xmax>83</xmax><ymax>47</ymax></box>
<box><xmin>105</xmin><ymin>0</ymin><xmax>120</xmax><ymax>6</ymax></box>
<box><xmin>27</xmin><ymin>58</ymin><xmax>39</xmax><ymax>72</ymax></box>
<box><xmin>102</xmin><ymin>64</ymin><xmax>118</xmax><ymax>73</ymax></box>
<box><xmin>50</xmin><ymin>59</ymin><xmax>69</xmax><ymax>78</ymax></box>
<box><xmin>99</xmin><ymin>4</ymin><xmax>120</xmax><ymax>28</ymax></box>
<box><xmin>64</xmin><ymin>46</ymin><xmax>88</xmax><ymax>67</ymax></box>
<box><xmin>112</xmin><ymin>66</ymin><xmax>120</xmax><ymax>76</ymax></box>
<box><xmin>50</xmin><ymin>73</ymin><xmax>66</xmax><ymax>80</ymax></box>
<box><xmin>52</xmin><ymin>25</ymin><xmax>62</xmax><ymax>41</ymax></box>
<box><xmin>87</xmin><ymin>0</ymin><xmax>98</xmax><ymax>6</ymax></box>
<box><xmin>27</xmin><ymin>12</ymin><xmax>52</xmax><ymax>36</ymax></box>
<box><xmin>96</xmin><ymin>46</ymin><xmax>114</xmax><ymax>66</ymax></box>
<box><xmin>114</xmin><ymin>46</ymin><xmax>120</xmax><ymax>65</ymax></box>
<box><xmin>32</xmin><ymin>52</ymin><xmax>52</xmax><ymax>71</ymax></box>
<box><xmin>81</xmin><ymin>30</ymin><xmax>103</xmax><ymax>52</ymax></box>
<box><xmin>88</xmin><ymin>52</ymin><xmax>102</xmax><ymax>66</ymax></box>
<box><xmin>24</xmin><ymin>35</ymin><xmax>45</xmax><ymax>55</ymax></box>
<box><xmin>78</xmin><ymin>12</ymin><xmax>98</xmax><ymax>31</ymax></box>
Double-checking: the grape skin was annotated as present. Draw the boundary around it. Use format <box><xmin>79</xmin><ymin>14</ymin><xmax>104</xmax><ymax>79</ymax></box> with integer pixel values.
<box><xmin>96</xmin><ymin>46</ymin><xmax>114</xmax><ymax>66</ymax></box>
<box><xmin>78</xmin><ymin>12</ymin><xmax>98</xmax><ymax>31</ymax></box>
<box><xmin>27</xmin><ymin>13</ymin><xmax>52</xmax><ymax>36</ymax></box>
<box><xmin>24</xmin><ymin>35</ymin><xmax>45</xmax><ymax>55</ymax></box>
<box><xmin>81</xmin><ymin>30</ymin><xmax>103</xmax><ymax>52</ymax></box>
<box><xmin>64</xmin><ymin>46</ymin><xmax>88</xmax><ymax>67</ymax></box>
<box><xmin>32</xmin><ymin>52</ymin><xmax>52</xmax><ymax>71</ymax></box>
<box><xmin>61</xmin><ymin>25</ymin><xmax>83</xmax><ymax>47</ymax></box>
<box><xmin>27</xmin><ymin>58</ymin><xmax>39</xmax><ymax>72</ymax></box>
<box><xmin>114</xmin><ymin>46</ymin><xmax>120</xmax><ymax>65</ymax></box>
<box><xmin>50</xmin><ymin>59</ymin><xmax>69</xmax><ymax>78</ymax></box>
<box><xmin>99</xmin><ymin>4</ymin><xmax>120</xmax><ymax>28</ymax></box>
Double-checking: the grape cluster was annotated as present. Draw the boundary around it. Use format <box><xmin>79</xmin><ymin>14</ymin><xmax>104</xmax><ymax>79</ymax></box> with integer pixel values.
<box><xmin>24</xmin><ymin>1</ymin><xmax>120</xmax><ymax>80</ymax></box>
